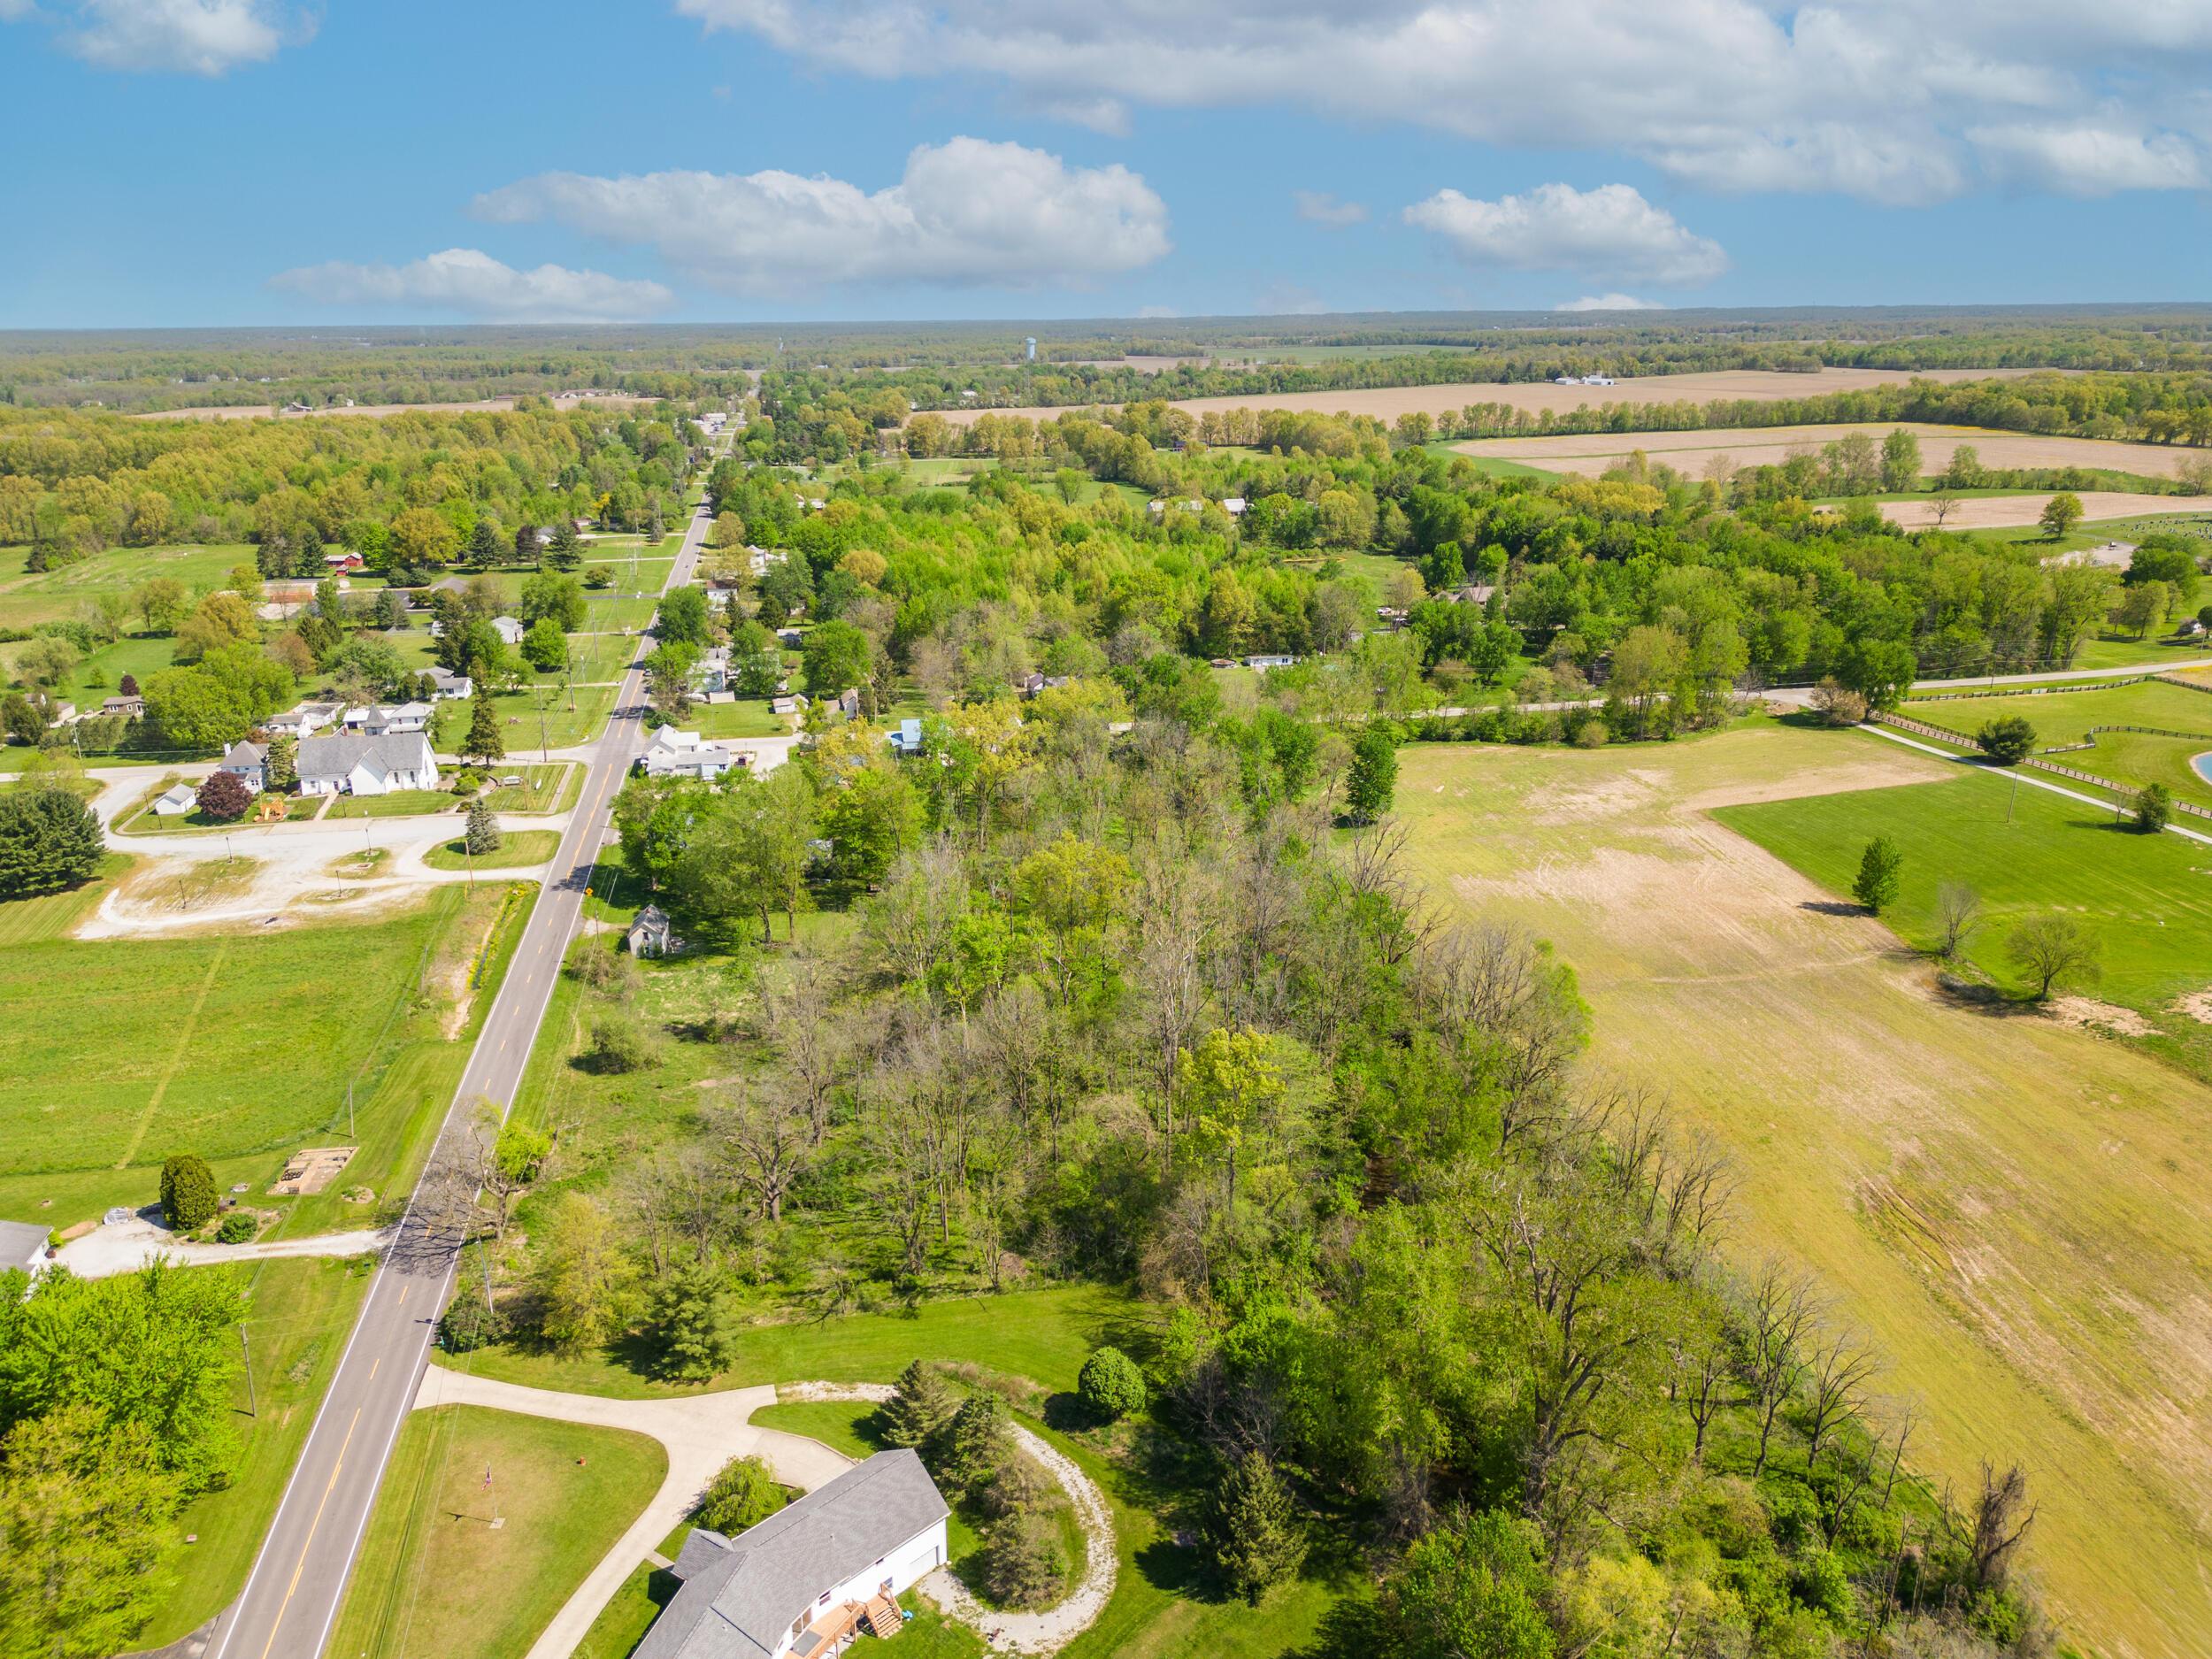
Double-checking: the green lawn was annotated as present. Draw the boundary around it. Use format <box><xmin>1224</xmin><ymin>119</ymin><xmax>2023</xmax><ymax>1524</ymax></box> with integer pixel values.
<box><xmin>583</xmin><ymin>595</ymin><xmax>662</xmax><ymax>632</ymax></box>
<box><xmin>0</xmin><ymin>853</ymin><xmax>130</xmax><ymax>946</ymax></box>
<box><xmin>480</xmin><ymin>763</ymin><xmax>578</xmax><ymax>815</ymax></box>
<box><xmin>326</xmin><ymin>787</ymin><xmax>458</xmax><ymax>819</ymax></box>
<box><xmin>423</xmin><ymin>829</ymin><xmax>563</xmax><ymax>872</ymax></box>
<box><xmin>432</xmin><ymin>682</ymin><xmax>618</xmax><ymax>754</ymax></box>
<box><xmin>134</xmin><ymin>1256</ymin><xmax>378</xmax><ymax>1647</ymax></box>
<box><xmin>0</xmin><ymin>632</ymin><xmax>180</xmax><ymax>708</ymax></box>
<box><xmin>453</xmin><ymin>1284</ymin><xmax>1136</xmax><ymax>1401</ymax></box>
<box><xmin>565</xmin><ymin>631</ymin><xmax>641</xmax><ymax>685</ymax></box>
<box><xmin>0</xmin><ymin>879</ymin><xmax>525</xmax><ymax>1229</ymax></box>
<box><xmin>328</xmin><ymin>1405</ymin><xmax>665</xmax><ymax>1659</ymax></box>
<box><xmin>1904</xmin><ymin>678</ymin><xmax>2212</xmax><ymax>808</ymax></box>
<box><xmin>0</xmin><ymin>541</ymin><xmax>249</xmax><ymax>629</ymax></box>
<box><xmin>1715</xmin><ymin>769</ymin><xmax>2212</xmax><ymax>1067</ymax></box>
<box><xmin>687</xmin><ymin>698</ymin><xmax>791</xmax><ymax>740</ymax></box>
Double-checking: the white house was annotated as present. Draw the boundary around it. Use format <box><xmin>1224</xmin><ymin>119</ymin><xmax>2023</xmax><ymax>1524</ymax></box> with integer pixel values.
<box><xmin>638</xmin><ymin>728</ymin><xmax>736</xmax><ymax>780</ymax></box>
<box><xmin>342</xmin><ymin>703</ymin><xmax>431</xmax><ymax>738</ymax></box>
<box><xmin>1582</xmin><ymin>374</ymin><xmax>1617</xmax><ymax>387</ymax></box>
<box><xmin>489</xmin><ymin>616</ymin><xmax>526</xmax><ymax>648</ymax></box>
<box><xmin>424</xmin><ymin>667</ymin><xmax>474</xmax><ymax>702</ymax></box>
<box><xmin>1246</xmin><ymin>654</ymin><xmax>1297</xmax><ymax>671</ymax></box>
<box><xmin>634</xmin><ymin>1450</ymin><xmax>949</xmax><ymax>1659</ymax></box>
<box><xmin>219</xmin><ymin>741</ymin><xmax>266</xmax><ymax>791</ymax></box>
<box><xmin>296</xmin><ymin>733</ymin><xmax>438</xmax><ymax>797</ymax></box>
<box><xmin>152</xmin><ymin>781</ymin><xmax>199</xmax><ymax>817</ymax></box>
<box><xmin>887</xmin><ymin>717</ymin><xmax>925</xmax><ymax>757</ymax></box>
<box><xmin>268</xmin><ymin>702</ymin><xmax>342</xmax><ymax>740</ymax></box>
<box><xmin>0</xmin><ymin>1220</ymin><xmax>50</xmax><ymax>1279</ymax></box>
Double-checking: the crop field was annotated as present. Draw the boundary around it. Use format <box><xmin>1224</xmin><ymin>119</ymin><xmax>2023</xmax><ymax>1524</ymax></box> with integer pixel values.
<box><xmin>1905</xmin><ymin>679</ymin><xmax>2212</xmax><ymax>809</ymax></box>
<box><xmin>0</xmin><ymin>879</ymin><xmax>515</xmax><ymax>1226</ymax></box>
<box><xmin>935</xmin><ymin>365</ymin><xmax>2053</xmax><ymax>426</ymax></box>
<box><xmin>1880</xmin><ymin>491</ymin><xmax>2203</xmax><ymax>530</ymax></box>
<box><xmin>1392</xmin><ymin>724</ymin><xmax>2212</xmax><ymax>1659</ymax></box>
<box><xmin>1453</xmin><ymin>421</ymin><xmax>2205</xmax><ymax>484</ymax></box>
<box><xmin>329</xmin><ymin>1405</ymin><xmax>664</xmax><ymax>1659</ymax></box>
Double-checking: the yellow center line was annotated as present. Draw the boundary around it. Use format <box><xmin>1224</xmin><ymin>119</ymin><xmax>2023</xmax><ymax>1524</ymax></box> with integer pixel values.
<box><xmin>397</xmin><ymin>1285</ymin><xmax>408</xmax><ymax>1308</ymax></box>
<box><xmin>262</xmin><ymin>1406</ymin><xmax>361</xmax><ymax>1659</ymax></box>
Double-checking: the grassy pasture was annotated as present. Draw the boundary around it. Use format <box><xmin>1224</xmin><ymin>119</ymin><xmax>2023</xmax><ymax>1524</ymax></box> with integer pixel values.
<box><xmin>329</xmin><ymin>1405</ymin><xmax>664</xmax><ymax>1659</ymax></box>
<box><xmin>687</xmin><ymin>697</ymin><xmax>791</xmax><ymax>740</ymax></box>
<box><xmin>0</xmin><ymin>541</ymin><xmax>248</xmax><ymax>628</ymax></box>
<box><xmin>431</xmin><ymin>681</ymin><xmax>618</xmax><ymax>755</ymax></box>
<box><xmin>1906</xmin><ymin>677</ymin><xmax>2212</xmax><ymax>808</ymax></box>
<box><xmin>1392</xmin><ymin>724</ymin><xmax>2212</xmax><ymax>1659</ymax></box>
<box><xmin>0</xmin><ymin>879</ymin><xmax>520</xmax><ymax>1228</ymax></box>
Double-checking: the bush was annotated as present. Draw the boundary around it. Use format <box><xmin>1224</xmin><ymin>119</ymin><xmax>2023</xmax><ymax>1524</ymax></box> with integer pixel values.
<box><xmin>581</xmin><ymin>1015</ymin><xmax>656</xmax><ymax>1073</ymax></box>
<box><xmin>1077</xmin><ymin>1346</ymin><xmax>1146</xmax><ymax>1422</ymax></box>
<box><xmin>697</xmin><ymin>1454</ymin><xmax>787</xmax><ymax>1534</ymax></box>
<box><xmin>215</xmin><ymin>1210</ymin><xmax>257</xmax><ymax>1244</ymax></box>
<box><xmin>196</xmin><ymin>769</ymin><xmax>252</xmax><ymax>821</ymax></box>
<box><xmin>977</xmin><ymin>1512</ymin><xmax>1065</xmax><ymax>1609</ymax></box>
<box><xmin>438</xmin><ymin>1291</ymin><xmax>507</xmax><ymax>1354</ymax></box>
<box><xmin>159</xmin><ymin>1153</ymin><xmax>218</xmax><ymax>1231</ymax></box>
<box><xmin>1809</xmin><ymin>677</ymin><xmax>1868</xmax><ymax>726</ymax></box>
<box><xmin>1976</xmin><ymin>714</ymin><xmax>2037</xmax><ymax>764</ymax></box>
<box><xmin>2136</xmin><ymin>782</ymin><xmax>2173</xmax><ymax>833</ymax></box>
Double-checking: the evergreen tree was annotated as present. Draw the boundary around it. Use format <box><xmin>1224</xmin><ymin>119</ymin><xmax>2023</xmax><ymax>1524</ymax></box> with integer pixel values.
<box><xmin>1078</xmin><ymin>1347</ymin><xmax>1146</xmax><ymax>1421</ymax></box>
<box><xmin>547</xmin><ymin>520</ymin><xmax>583</xmax><ymax>570</ymax></box>
<box><xmin>0</xmin><ymin>787</ymin><xmax>104</xmax><ymax>897</ymax></box>
<box><xmin>465</xmin><ymin>796</ymin><xmax>502</xmax><ymax>856</ymax></box>
<box><xmin>514</xmin><ymin>522</ymin><xmax>543</xmax><ymax>566</ymax></box>
<box><xmin>879</xmin><ymin>1360</ymin><xmax>956</xmax><ymax>1452</ymax></box>
<box><xmin>463</xmin><ymin>663</ymin><xmax>505</xmax><ymax>764</ymax></box>
<box><xmin>646</xmin><ymin>1260</ymin><xmax>733</xmax><ymax>1382</ymax></box>
<box><xmin>1204</xmin><ymin>1450</ymin><xmax>1306</xmax><ymax>1605</ymax></box>
<box><xmin>1853</xmin><ymin>835</ymin><xmax>1903</xmax><ymax>913</ymax></box>
<box><xmin>465</xmin><ymin>517</ymin><xmax>504</xmax><ymax>568</ymax></box>
<box><xmin>159</xmin><ymin>1154</ymin><xmax>218</xmax><ymax>1231</ymax></box>
<box><xmin>933</xmin><ymin>1390</ymin><xmax>1010</xmax><ymax>1497</ymax></box>
<box><xmin>264</xmin><ymin>733</ymin><xmax>297</xmax><ymax>791</ymax></box>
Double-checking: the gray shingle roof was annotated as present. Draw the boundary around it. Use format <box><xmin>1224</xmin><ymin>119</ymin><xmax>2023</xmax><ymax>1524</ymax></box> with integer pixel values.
<box><xmin>0</xmin><ymin>1219</ymin><xmax>50</xmax><ymax>1269</ymax></box>
<box><xmin>296</xmin><ymin>732</ymin><xmax>434</xmax><ymax>780</ymax></box>
<box><xmin>222</xmin><ymin>741</ymin><xmax>265</xmax><ymax>766</ymax></box>
<box><xmin>636</xmin><ymin>1451</ymin><xmax>947</xmax><ymax>1659</ymax></box>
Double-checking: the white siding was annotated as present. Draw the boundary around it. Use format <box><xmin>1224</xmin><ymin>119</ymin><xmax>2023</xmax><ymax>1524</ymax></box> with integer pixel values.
<box><xmin>772</xmin><ymin>1518</ymin><xmax>948</xmax><ymax>1657</ymax></box>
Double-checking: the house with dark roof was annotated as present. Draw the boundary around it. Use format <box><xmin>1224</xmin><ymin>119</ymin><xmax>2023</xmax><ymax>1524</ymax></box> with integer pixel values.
<box><xmin>296</xmin><ymin>733</ymin><xmax>437</xmax><ymax>797</ymax></box>
<box><xmin>635</xmin><ymin>1450</ymin><xmax>949</xmax><ymax>1659</ymax></box>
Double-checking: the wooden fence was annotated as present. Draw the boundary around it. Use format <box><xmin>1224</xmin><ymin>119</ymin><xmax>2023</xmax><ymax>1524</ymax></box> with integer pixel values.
<box><xmin>1870</xmin><ymin>710</ymin><xmax>2212</xmax><ymax>822</ymax></box>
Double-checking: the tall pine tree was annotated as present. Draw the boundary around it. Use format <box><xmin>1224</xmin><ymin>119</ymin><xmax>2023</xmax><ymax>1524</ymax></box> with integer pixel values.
<box><xmin>463</xmin><ymin>661</ymin><xmax>505</xmax><ymax>765</ymax></box>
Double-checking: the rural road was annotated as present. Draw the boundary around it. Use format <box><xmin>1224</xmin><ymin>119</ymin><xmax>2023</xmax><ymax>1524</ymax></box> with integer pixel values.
<box><xmin>202</xmin><ymin>499</ymin><xmax>710</xmax><ymax>1659</ymax></box>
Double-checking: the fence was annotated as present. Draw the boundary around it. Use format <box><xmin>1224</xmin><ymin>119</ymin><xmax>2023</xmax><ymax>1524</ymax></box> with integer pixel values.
<box><xmin>2155</xmin><ymin>672</ymin><xmax>2212</xmax><ymax>698</ymax></box>
<box><xmin>1872</xmin><ymin>711</ymin><xmax>2212</xmax><ymax>821</ymax></box>
<box><xmin>1908</xmin><ymin>678</ymin><xmax>2151</xmax><ymax>703</ymax></box>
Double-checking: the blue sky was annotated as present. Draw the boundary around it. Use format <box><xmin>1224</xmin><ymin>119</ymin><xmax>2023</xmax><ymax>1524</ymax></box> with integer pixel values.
<box><xmin>2</xmin><ymin>0</ymin><xmax>2208</xmax><ymax>326</ymax></box>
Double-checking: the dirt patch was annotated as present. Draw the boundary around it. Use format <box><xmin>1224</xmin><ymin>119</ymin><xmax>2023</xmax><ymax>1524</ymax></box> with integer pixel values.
<box><xmin>1883</xmin><ymin>492</ymin><xmax>2200</xmax><ymax>531</ymax></box>
<box><xmin>2169</xmin><ymin>990</ymin><xmax>2212</xmax><ymax>1025</ymax></box>
<box><xmin>269</xmin><ymin>1146</ymin><xmax>357</xmax><ymax>1195</ymax></box>
<box><xmin>2045</xmin><ymin>996</ymin><xmax>2158</xmax><ymax>1037</ymax></box>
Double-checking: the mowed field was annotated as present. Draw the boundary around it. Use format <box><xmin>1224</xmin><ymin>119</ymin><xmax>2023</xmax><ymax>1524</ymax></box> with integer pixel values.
<box><xmin>1393</xmin><ymin>724</ymin><xmax>2212</xmax><ymax>1659</ymax></box>
<box><xmin>1907</xmin><ymin>679</ymin><xmax>2212</xmax><ymax>809</ymax></box>
<box><xmin>934</xmin><ymin>365</ymin><xmax>2050</xmax><ymax>426</ymax></box>
<box><xmin>1454</xmin><ymin>420</ymin><xmax>2209</xmax><ymax>482</ymax></box>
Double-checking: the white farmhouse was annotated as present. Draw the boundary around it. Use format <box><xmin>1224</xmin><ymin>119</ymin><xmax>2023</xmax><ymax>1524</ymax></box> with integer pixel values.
<box><xmin>342</xmin><ymin>702</ymin><xmax>432</xmax><ymax>738</ymax></box>
<box><xmin>219</xmin><ymin>741</ymin><xmax>266</xmax><ymax>791</ymax></box>
<box><xmin>638</xmin><ymin>728</ymin><xmax>736</xmax><ymax>780</ymax></box>
<box><xmin>296</xmin><ymin>733</ymin><xmax>438</xmax><ymax>797</ymax></box>
<box><xmin>635</xmin><ymin>1450</ymin><xmax>949</xmax><ymax>1659</ymax></box>
<box><xmin>490</xmin><ymin>615</ymin><xmax>526</xmax><ymax>647</ymax></box>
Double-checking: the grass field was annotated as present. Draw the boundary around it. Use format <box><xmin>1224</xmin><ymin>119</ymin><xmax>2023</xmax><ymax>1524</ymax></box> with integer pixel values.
<box><xmin>1392</xmin><ymin>723</ymin><xmax>2212</xmax><ymax>1659</ymax></box>
<box><xmin>423</xmin><ymin>829</ymin><xmax>563</xmax><ymax>872</ymax></box>
<box><xmin>0</xmin><ymin>541</ymin><xmax>247</xmax><ymax>628</ymax></box>
<box><xmin>1715</xmin><ymin>770</ymin><xmax>2212</xmax><ymax>1069</ymax></box>
<box><xmin>0</xmin><ymin>879</ymin><xmax>522</xmax><ymax>1228</ymax></box>
<box><xmin>687</xmin><ymin>698</ymin><xmax>791</xmax><ymax>740</ymax></box>
<box><xmin>135</xmin><ymin>1255</ymin><xmax>378</xmax><ymax>1646</ymax></box>
<box><xmin>328</xmin><ymin>1405</ymin><xmax>664</xmax><ymax>1659</ymax></box>
<box><xmin>433</xmin><ymin>682</ymin><xmax>618</xmax><ymax>755</ymax></box>
<box><xmin>326</xmin><ymin>786</ymin><xmax>457</xmax><ymax>819</ymax></box>
<box><xmin>0</xmin><ymin>852</ymin><xmax>130</xmax><ymax>945</ymax></box>
<box><xmin>1905</xmin><ymin>678</ymin><xmax>2212</xmax><ymax>808</ymax></box>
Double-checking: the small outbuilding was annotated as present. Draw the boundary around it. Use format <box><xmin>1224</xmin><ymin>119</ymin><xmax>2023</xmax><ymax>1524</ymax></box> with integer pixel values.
<box><xmin>152</xmin><ymin>782</ymin><xmax>200</xmax><ymax>817</ymax></box>
<box><xmin>627</xmin><ymin>904</ymin><xmax>678</xmax><ymax>959</ymax></box>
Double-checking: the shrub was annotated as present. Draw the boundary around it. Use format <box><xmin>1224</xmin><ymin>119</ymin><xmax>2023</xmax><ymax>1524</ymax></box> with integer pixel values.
<box><xmin>215</xmin><ymin>1210</ymin><xmax>257</xmax><ymax>1244</ymax></box>
<box><xmin>1809</xmin><ymin>677</ymin><xmax>1868</xmax><ymax>726</ymax></box>
<box><xmin>581</xmin><ymin>1016</ymin><xmax>656</xmax><ymax>1073</ymax></box>
<box><xmin>438</xmin><ymin>1291</ymin><xmax>506</xmax><ymax>1354</ymax></box>
<box><xmin>1077</xmin><ymin>1346</ymin><xmax>1146</xmax><ymax>1422</ymax></box>
<box><xmin>196</xmin><ymin>769</ymin><xmax>252</xmax><ymax>821</ymax></box>
<box><xmin>698</xmin><ymin>1454</ymin><xmax>787</xmax><ymax>1534</ymax></box>
<box><xmin>2136</xmin><ymin>783</ymin><xmax>2173</xmax><ymax>833</ymax></box>
<box><xmin>978</xmin><ymin>1512</ymin><xmax>1065</xmax><ymax>1609</ymax></box>
<box><xmin>1976</xmin><ymin>714</ymin><xmax>2036</xmax><ymax>764</ymax></box>
<box><xmin>159</xmin><ymin>1153</ymin><xmax>219</xmax><ymax>1231</ymax></box>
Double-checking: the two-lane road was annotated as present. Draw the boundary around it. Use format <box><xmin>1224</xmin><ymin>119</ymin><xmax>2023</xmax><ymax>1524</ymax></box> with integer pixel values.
<box><xmin>204</xmin><ymin>504</ymin><xmax>710</xmax><ymax>1659</ymax></box>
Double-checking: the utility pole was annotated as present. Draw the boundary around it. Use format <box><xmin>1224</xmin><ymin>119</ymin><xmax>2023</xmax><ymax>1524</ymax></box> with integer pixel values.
<box><xmin>241</xmin><ymin>1325</ymin><xmax>257</xmax><ymax>1417</ymax></box>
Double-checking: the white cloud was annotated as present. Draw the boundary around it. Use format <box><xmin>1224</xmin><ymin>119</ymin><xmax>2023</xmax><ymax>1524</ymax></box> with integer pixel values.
<box><xmin>1406</xmin><ymin>182</ymin><xmax>1728</xmax><ymax>286</ymax></box>
<box><xmin>473</xmin><ymin>138</ymin><xmax>1171</xmax><ymax>295</ymax></box>
<box><xmin>270</xmin><ymin>249</ymin><xmax>676</xmax><ymax>324</ymax></box>
<box><xmin>1555</xmin><ymin>293</ymin><xmax>1669</xmax><ymax>311</ymax></box>
<box><xmin>1293</xmin><ymin>190</ymin><xmax>1368</xmax><ymax>227</ymax></box>
<box><xmin>9</xmin><ymin>0</ymin><xmax>308</xmax><ymax>74</ymax></box>
<box><xmin>1256</xmin><ymin>283</ymin><xmax>1328</xmax><ymax>316</ymax></box>
<box><xmin>1968</xmin><ymin>122</ymin><xmax>2208</xmax><ymax>195</ymax></box>
<box><xmin>672</xmin><ymin>0</ymin><xmax>2212</xmax><ymax>205</ymax></box>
